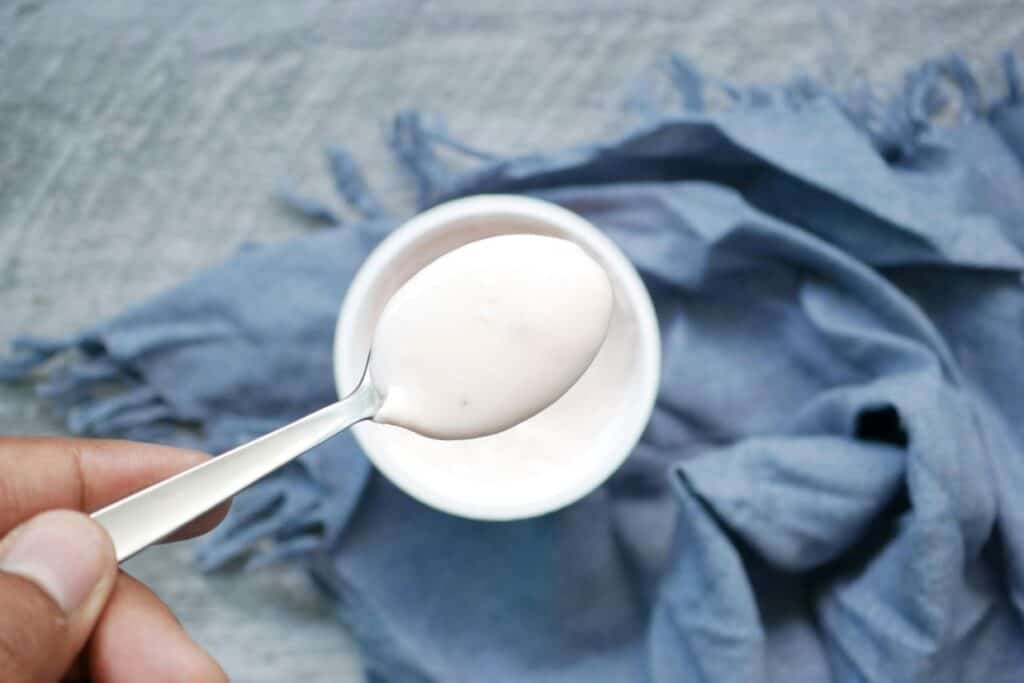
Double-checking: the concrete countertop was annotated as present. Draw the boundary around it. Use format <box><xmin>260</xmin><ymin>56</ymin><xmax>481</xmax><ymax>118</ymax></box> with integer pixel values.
<box><xmin>2</xmin><ymin>1</ymin><xmax>1019</xmax><ymax>680</ymax></box>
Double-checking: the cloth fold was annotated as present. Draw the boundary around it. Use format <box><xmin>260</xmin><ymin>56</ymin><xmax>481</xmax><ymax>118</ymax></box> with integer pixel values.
<box><xmin>4</xmin><ymin>53</ymin><xmax>1024</xmax><ymax>681</ymax></box>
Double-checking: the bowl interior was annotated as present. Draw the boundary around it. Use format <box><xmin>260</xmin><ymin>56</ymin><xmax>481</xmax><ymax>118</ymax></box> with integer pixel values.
<box><xmin>335</xmin><ymin>196</ymin><xmax>659</xmax><ymax>520</ymax></box>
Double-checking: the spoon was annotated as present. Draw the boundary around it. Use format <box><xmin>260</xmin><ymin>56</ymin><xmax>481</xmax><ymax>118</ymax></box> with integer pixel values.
<box><xmin>92</xmin><ymin>367</ymin><xmax>384</xmax><ymax>561</ymax></box>
<box><xmin>92</xmin><ymin>234</ymin><xmax>613</xmax><ymax>561</ymax></box>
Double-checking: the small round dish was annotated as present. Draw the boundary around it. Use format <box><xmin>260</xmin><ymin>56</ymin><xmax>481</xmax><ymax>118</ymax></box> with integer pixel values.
<box><xmin>334</xmin><ymin>195</ymin><xmax>660</xmax><ymax>520</ymax></box>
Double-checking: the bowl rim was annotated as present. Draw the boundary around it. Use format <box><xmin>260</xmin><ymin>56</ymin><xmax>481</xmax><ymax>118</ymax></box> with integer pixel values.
<box><xmin>334</xmin><ymin>194</ymin><xmax>661</xmax><ymax>520</ymax></box>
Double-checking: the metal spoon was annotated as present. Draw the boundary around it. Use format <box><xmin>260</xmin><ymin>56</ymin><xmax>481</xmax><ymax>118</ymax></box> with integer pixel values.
<box><xmin>91</xmin><ymin>369</ymin><xmax>383</xmax><ymax>562</ymax></box>
<box><xmin>92</xmin><ymin>233</ymin><xmax>613</xmax><ymax>561</ymax></box>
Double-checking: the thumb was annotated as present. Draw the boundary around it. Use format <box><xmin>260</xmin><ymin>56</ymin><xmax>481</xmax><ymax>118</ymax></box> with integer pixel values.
<box><xmin>0</xmin><ymin>510</ymin><xmax>117</xmax><ymax>682</ymax></box>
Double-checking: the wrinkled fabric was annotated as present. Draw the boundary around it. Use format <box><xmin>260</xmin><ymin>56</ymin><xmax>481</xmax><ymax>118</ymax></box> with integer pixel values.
<box><xmin>4</xmin><ymin>54</ymin><xmax>1024</xmax><ymax>682</ymax></box>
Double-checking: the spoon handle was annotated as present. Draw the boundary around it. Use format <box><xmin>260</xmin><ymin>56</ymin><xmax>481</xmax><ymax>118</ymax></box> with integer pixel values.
<box><xmin>92</xmin><ymin>383</ymin><xmax>380</xmax><ymax>562</ymax></box>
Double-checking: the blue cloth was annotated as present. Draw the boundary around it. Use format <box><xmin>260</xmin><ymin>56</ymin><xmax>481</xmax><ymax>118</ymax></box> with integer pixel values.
<box><xmin>5</xmin><ymin>54</ymin><xmax>1024</xmax><ymax>682</ymax></box>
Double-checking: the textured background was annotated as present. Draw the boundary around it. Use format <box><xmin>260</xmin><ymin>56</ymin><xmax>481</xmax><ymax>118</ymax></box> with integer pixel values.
<box><xmin>2</xmin><ymin>1</ymin><xmax>1021</xmax><ymax>680</ymax></box>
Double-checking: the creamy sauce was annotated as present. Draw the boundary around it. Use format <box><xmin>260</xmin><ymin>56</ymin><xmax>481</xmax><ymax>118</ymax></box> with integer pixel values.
<box><xmin>369</xmin><ymin>234</ymin><xmax>613</xmax><ymax>440</ymax></box>
<box><xmin>365</xmin><ymin>303</ymin><xmax>633</xmax><ymax>506</ymax></box>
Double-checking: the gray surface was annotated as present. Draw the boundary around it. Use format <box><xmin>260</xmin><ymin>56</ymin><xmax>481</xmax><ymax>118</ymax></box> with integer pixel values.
<box><xmin>1</xmin><ymin>1</ymin><xmax>1020</xmax><ymax>680</ymax></box>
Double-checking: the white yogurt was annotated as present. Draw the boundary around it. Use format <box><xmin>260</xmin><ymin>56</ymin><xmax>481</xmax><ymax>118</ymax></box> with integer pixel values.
<box><xmin>366</xmin><ymin>300</ymin><xmax>634</xmax><ymax>506</ymax></box>
<box><xmin>369</xmin><ymin>234</ymin><xmax>614</xmax><ymax>440</ymax></box>
<box><xmin>337</xmin><ymin>195</ymin><xmax>660</xmax><ymax>519</ymax></box>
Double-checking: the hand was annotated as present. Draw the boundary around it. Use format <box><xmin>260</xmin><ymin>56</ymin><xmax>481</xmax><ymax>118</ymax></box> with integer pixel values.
<box><xmin>0</xmin><ymin>437</ymin><xmax>230</xmax><ymax>682</ymax></box>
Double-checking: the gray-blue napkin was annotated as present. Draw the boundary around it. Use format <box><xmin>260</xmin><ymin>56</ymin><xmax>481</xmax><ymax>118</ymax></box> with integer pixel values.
<box><xmin>5</xmin><ymin>54</ymin><xmax>1024</xmax><ymax>682</ymax></box>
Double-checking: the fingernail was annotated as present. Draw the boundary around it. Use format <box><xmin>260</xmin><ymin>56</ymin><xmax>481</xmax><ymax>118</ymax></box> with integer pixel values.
<box><xmin>0</xmin><ymin>510</ymin><xmax>110</xmax><ymax>613</ymax></box>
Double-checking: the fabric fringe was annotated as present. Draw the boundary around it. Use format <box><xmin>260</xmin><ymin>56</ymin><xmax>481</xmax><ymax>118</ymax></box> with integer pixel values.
<box><xmin>195</xmin><ymin>461</ymin><xmax>325</xmax><ymax>570</ymax></box>
<box><xmin>0</xmin><ymin>336</ymin><xmax>74</xmax><ymax>381</ymax></box>
<box><xmin>390</xmin><ymin>110</ymin><xmax>504</xmax><ymax>209</ymax></box>
<box><xmin>1002</xmin><ymin>51</ymin><xmax>1021</xmax><ymax>105</ymax></box>
<box><xmin>326</xmin><ymin>146</ymin><xmax>387</xmax><ymax>219</ymax></box>
<box><xmin>279</xmin><ymin>49</ymin><xmax>1022</xmax><ymax>227</ymax></box>
<box><xmin>0</xmin><ymin>332</ymin><xmax>194</xmax><ymax>448</ymax></box>
<box><xmin>390</xmin><ymin>110</ymin><xmax>460</xmax><ymax>209</ymax></box>
<box><xmin>275</xmin><ymin>145</ymin><xmax>388</xmax><ymax>226</ymax></box>
<box><xmin>657</xmin><ymin>51</ymin><xmax>1017</xmax><ymax>162</ymax></box>
<box><xmin>274</xmin><ymin>182</ymin><xmax>342</xmax><ymax>226</ymax></box>
<box><xmin>664</xmin><ymin>54</ymin><xmax>707</xmax><ymax>111</ymax></box>
<box><xmin>195</xmin><ymin>449</ymin><xmax>371</xmax><ymax>571</ymax></box>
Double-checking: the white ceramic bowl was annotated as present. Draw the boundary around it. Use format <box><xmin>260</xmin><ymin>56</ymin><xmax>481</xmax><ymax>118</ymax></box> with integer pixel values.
<box><xmin>334</xmin><ymin>195</ymin><xmax>660</xmax><ymax>520</ymax></box>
